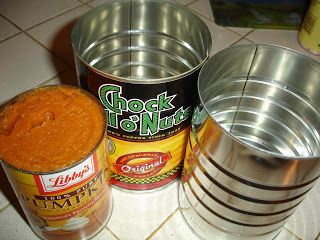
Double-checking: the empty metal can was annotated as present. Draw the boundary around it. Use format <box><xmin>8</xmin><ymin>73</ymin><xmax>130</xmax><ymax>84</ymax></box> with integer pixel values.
<box><xmin>71</xmin><ymin>0</ymin><xmax>211</xmax><ymax>190</ymax></box>
<box><xmin>179</xmin><ymin>44</ymin><xmax>320</xmax><ymax>239</ymax></box>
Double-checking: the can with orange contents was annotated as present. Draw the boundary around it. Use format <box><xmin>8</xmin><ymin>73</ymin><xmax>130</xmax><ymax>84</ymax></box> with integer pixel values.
<box><xmin>0</xmin><ymin>85</ymin><xmax>112</xmax><ymax>240</ymax></box>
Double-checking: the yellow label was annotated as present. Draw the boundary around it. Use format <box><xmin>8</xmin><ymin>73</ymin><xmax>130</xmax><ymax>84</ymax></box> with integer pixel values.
<box><xmin>298</xmin><ymin>0</ymin><xmax>320</xmax><ymax>55</ymax></box>
<box><xmin>108</xmin><ymin>127</ymin><xmax>190</xmax><ymax>190</ymax></box>
<box><xmin>2</xmin><ymin>137</ymin><xmax>112</xmax><ymax>240</ymax></box>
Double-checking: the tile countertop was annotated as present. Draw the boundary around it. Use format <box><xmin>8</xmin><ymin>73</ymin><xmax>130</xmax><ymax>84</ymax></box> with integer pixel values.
<box><xmin>0</xmin><ymin>0</ymin><xmax>319</xmax><ymax>240</ymax></box>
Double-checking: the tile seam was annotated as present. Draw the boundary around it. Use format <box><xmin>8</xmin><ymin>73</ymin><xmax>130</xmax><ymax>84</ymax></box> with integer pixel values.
<box><xmin>1</xmin><ymin>3</ymin><xmax>85</xmax><ymax>33</ymax></box>
<box><xmin>24</xmin><ymin>31</ymin><xmax>74</xmax><ymax>70</ymax></box>
<box><xmin>284</xmin><ymin>226</ymin><xmax>303</xmax><ymax>240</ymax></box>
<box><xmin>105</xmin><ymin>226</ymin><xmax>121</xmax><ymax>240</ymax></box>
<box><xmin>144</xmin><ymin>207</ymin><xmax>179</xmax><ymax>240</ymax></box>
<box><xmin>0</xmin><ymin>31</ymin><xmax>23</xmax><ymax>44</ymax></box>
<box><xmin>26</xmin><ymin>4</ymin><xmax>86</xmax><ymax>32</ymax></box>
<box><xmin>0</xmin><ymin>202</ymin><xmax>11</xmax><ymax>213</ymax></box>
<box><xmin>186</xmin><ymin>0</ymin><xmax>199</xmax><ymax>6</ymax></box>
<box><xmin>38</xmin><ymin>69</ymin><xmax>71</xmax><ymax>86</ymax></box>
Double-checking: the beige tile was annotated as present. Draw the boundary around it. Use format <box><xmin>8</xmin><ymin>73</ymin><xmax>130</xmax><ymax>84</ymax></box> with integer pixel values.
<box><xmin>275</xmin><ymin>228</ymin><xmax>300</xmax><ymax>240</ymax></box>
<box><xmin>0</xmin><ymin>204</ymin><xmax>38</xmax><ymax>240</ymax></box>
<box><xmin>231</xmin><ymin>38</ymin><xmax>254</xmax><ymax>46</ymax></box>
<box><xmin>88</xmin><ymin>0</ymin><xmax>114</xmax><ymax>8</ymax></box>
<box><xmin>199</xmin><ymin>17</ymin><xmax>242</xmax><ymax>56</ymax></box>
<box><xmin>0</xmin><ymin>167</ymin><xmax>17</xmax><ymax>211</ymax></box>
<box><xmin>228</xmin><ymin>27</ymin><xmax>253</xmax><ymax>36</ymax></box>
<box><xmin>285</xmin><ymin>180</ymin><xmax>320</xmax><ymax>240</ymax></box>
<box><xmin>149</xmin><ymin>209</ymin><xmax>199</xmax><ymax>240</ymax></box>
<box><xmin>0</xmin><ymin>33</ymin><xmax>67</xmax><ymax>105</ymax></box>
<box><xmin>175</xmin><ymin>0</ymin><xmax>195</xmax><ymax>5</ymax></box>
<box><xmin>188</xmin><ymin>0</ymin><xmax>213</xmax><ymax>20</ymax></box>
<box><xmin>40</xmin><ymin>69</ymin><xmax>79</xmax><ymax>86</ymax></box>
<box><xmin>0</xmin><ymin>16</ymin><xmax>20</xmax><ymax>41</ymax></box>
<box><xmin>246</xmin><ymin>29</ymin><xmax>320</xmax><ymax>62</ymax></box>
<box><xmin>0</xmin><ymin>0</ymin><xmax>81</xmax><ymax>30</ymax></box>
<box><xmin>106</xmin><ymin>181</ymin><xmax>179</xmax><ymax>240</ymax></box>
<box><xmin>92</xmin><ymin>227</ymin><xmax>119</xmax><ymax>240</ymax></box>
<box><xmin>28</xmin><ymin>5</ymin><xmax>91</xmax><ymax>67</ymax></box>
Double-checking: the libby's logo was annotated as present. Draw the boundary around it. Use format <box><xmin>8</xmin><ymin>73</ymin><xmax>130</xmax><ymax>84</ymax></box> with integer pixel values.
<box><xmin>34</xmin><ymin>153</ymin><xmax>99</xmax><ymax>195</ymax></box>
<box><xmin>114</xmin><ymin>152</ymin><xmax>171</xmax><ymax>179</ymax></box>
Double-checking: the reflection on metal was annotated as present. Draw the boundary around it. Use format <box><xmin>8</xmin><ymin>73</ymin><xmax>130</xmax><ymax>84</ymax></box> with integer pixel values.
<box><xmin>179</xmin><ymin>44</ymin><xmax>320</xmax><ymax>240</ymax></box>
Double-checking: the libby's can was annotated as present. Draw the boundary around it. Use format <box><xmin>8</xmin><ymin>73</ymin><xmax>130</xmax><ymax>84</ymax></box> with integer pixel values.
<box><xmin>71</xmin><ymin>0</ymin><xmax>212</xmax><ymax>190</ymax></box>
<box><xmin>0</xmin><ymin>85</ymin><xmax>112</xmax><ymax>240</ymax></box>
<box><xmin>298</xmin><ymin>0</ymin><xmax>320</xmax><ymax>55</ymax></box>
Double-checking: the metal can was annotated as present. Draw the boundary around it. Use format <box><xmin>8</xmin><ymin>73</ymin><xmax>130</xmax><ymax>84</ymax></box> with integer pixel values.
<box><xmin>298</xmin><ymin>0</ymin><xmax>320</xmax><ymax>55</ymax></box>
<box><xmin>71</xmin><ymin>0</ymin><xmax>212</xmax><ymax>190</ymax></box>
<box><xmin>179</xmin><ymin>44</ymin><xmax>320</xmax><ymax>239</ymax></box>
<box><xmin>0</xmin><ymin>86</ymin><xmax>112</xmax><ymax>240</ymax></box>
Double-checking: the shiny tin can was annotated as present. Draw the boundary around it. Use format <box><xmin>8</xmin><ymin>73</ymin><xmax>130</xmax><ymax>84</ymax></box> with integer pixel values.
<box><xmin>179</xmin><ymin>44</ymin><xmax>320</xmax><ymax>239</ymax></box>
<box><xmin>71</xmin><ymin>0</ymin><xmax>212</xmax><ymax>190</ymax></box>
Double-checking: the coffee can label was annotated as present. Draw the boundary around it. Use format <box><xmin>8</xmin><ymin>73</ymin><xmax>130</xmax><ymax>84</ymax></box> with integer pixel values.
<box><xmin>82</xmin><ymin>68</ymin><xmax>199</xmax><ymax>190</ymax></box>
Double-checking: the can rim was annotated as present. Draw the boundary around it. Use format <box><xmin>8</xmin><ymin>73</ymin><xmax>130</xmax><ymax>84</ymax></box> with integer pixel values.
<box><xmin>71</xmin><ymin>0</ymin><xmax>212</xmax><ymax>84</ymax></box>
<box><xmin>197</xmin><ymin>43</ymin><xmax>320</xmax><ymax>161</ymax></box>
<box><xmin>0</xmin><ymin>84</ymin><xmax>107</xmax><ymax>175</ymax></box>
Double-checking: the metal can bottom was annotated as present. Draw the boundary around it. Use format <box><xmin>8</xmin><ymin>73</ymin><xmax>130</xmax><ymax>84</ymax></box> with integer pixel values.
<box><xmin>110</xmin><ymin>164</ymin><xmax>182</xmax><ymax>191</ymax></box>
<box><xmin>178</xmin><ymin>183</ymin><xmax>282</xmax><ymax>240</ymax></box>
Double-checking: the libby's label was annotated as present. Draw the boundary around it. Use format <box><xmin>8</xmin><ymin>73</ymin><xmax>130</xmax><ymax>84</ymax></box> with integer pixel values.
<box><xmin>34</xmin><ymin>154</ymin><xmax>98</xmax><ymax>194</ymax></box>
<box><xmin>2</xmin><ymin>137</ymin><xmax>112</xmax><ymax>239</ymax></box>
<box><xmin>99</xmin><ymin>84</ymin><xmax>192</xmax><ymax>139</ymax></box>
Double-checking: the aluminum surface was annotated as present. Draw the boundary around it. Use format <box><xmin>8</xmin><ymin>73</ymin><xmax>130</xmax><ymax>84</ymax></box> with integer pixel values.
<box><xmin>71</xmin><ymin>0</ymin><xmax>211</xmax><ymax>83</ymax></box>
<box><xmin>179</xmin><ymin>44</ymin><xmax>320</xmax><ymax>239</ymax></box>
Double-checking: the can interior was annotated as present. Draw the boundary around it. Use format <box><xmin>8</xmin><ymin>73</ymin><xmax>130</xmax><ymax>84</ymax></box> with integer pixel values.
<box><xmin>72</xmin><ymin>0</ymin><xmax>211</xmax><ymax>81</ymax></box>
<box><xmin>198</xmin><ymin>44</ymin><xmax>320</xmax><ymax>158</ymax></box>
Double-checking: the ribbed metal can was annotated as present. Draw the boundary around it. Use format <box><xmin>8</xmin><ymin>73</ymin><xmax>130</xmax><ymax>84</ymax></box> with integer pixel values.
<box><xmin>179</xmin><ymin>44</ymin><xmax>320</xmax><ymax>239</ymax></box>
<box><xmin>71</xmin><ymin>0</ymin><xmax>211</xmax><ymax>191</ymax></box>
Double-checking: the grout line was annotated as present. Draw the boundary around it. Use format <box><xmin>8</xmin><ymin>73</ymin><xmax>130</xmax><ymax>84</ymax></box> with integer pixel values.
<box><xmin>0</xmin><ymin>4</ymin><xmax>85</xmax><ymax>33</ymax></box>
<box><xmin>230</xmin><ymin>30</ymin><xmax>256</xmax><ymax>46</ymax></box>
<box><xmin>24</xmin><ymin>31</ymin><xmax>74</xmax><ymax>69</ymax></box>
<box><xmin>186</xmin><ymin>0</ymin><xmax>199</xmax><ymax>6</ymax></box>
<box><xmin>0</xmin><ymin>202</ymin><xmax>12</xmax><ymax>214</ymax></box>
<box><xmin>144</xmin><ymin>208</ymin><xmax>179</xmax><ymax>240</ymax></box>
<box><xmin>0</xmin><ymin>13</ymin><xmax>23</xmax><ymax>31</ymax></box>
<box><xmin>0</xmin><ymin>31</ymin><xmax>23</xmax><ymax>44</ymax></box>
<box><xmin>0</xmin><ymin>4</ymin><xmax>85</xmax><ymax>74</ymax></box>
<box><xmin>24</xmin><ymin>4</ymin><xmax>86</xmax><ymax>32</ymax></box>
<box><xmin>284</xmin><ymin>226</ymin><xmax>303</xmax><ymax>240</ymax></box>
<box><xmin>83</xmin><ymin>0</ymin><xmax>96</xmax><ymax>8</ymax></box>
<box><xmin>37</xmin><ymin>69</ymin><xmax>72</xmax><ymax>86</ymax></box>
<box><xmin>105</xmin><ymin>226</ymin><xmax>121</xmax><ymax>240</ymax></box>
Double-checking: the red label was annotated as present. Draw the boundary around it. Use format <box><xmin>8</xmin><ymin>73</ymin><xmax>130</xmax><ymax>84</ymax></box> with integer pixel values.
<box><xmin>34</xmin><ymin>153</ymin><xmax>99</xmax><ymax>195</ymax></box>
<box><xmin>114</xmin><ymin>152</ymin><xmax>171</xmax><ymax>178</ymax></box>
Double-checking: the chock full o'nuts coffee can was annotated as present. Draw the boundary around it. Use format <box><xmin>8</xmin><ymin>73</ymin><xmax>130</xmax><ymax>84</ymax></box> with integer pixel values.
<box><xmin>71</xmin><ymin>0</ymin><xmax>212</xmax><ymax>190</ymax></box>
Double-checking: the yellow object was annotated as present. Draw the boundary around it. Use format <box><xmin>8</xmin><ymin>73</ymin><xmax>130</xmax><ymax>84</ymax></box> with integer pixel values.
<box><xmin>298</xmin><ymin>0</ymin><xmax>320</xmax><ymax>55</ymax></box>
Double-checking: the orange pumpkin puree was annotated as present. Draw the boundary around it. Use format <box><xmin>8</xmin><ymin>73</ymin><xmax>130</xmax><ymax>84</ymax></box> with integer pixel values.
<box><xmin>0</xmin><ymin>86</ymin><xmax>105</xmax><ymax>172</ymax></box>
